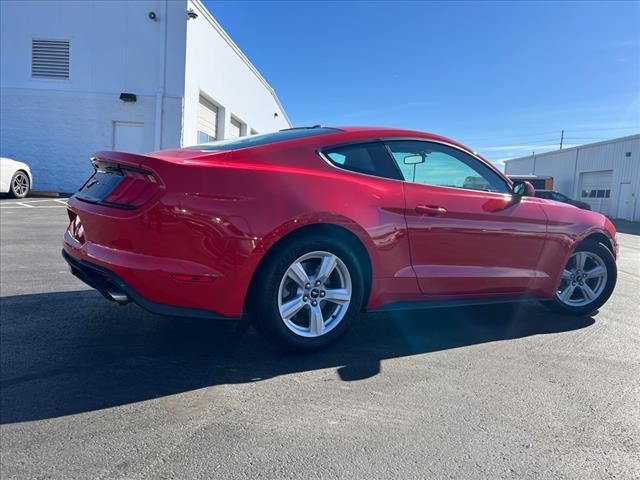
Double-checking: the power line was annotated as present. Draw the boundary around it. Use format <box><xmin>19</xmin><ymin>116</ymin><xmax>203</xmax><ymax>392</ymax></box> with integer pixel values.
<box><xmin>463</xmin><ymin>125</ymin><xmax>639</xmax><ymax>144</ymax></box>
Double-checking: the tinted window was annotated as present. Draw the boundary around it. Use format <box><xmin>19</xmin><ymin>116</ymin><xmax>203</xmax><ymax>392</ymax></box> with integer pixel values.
<box><xmin>189</xmin><ymin>127</ymin><xmax>341</xmax><ymax>151</ymax></box>
<box><xmin>552</xmin><ymin>192</ymin><xmax>567</xmax><ymax>202</ymax></box>
<box><xmin>386</xmin><ymin>141</ymin><xmax>510</xmax><ymax>194</ymax></box>
<box><xmin>323</xmin><ymin>142</ymin><xmax>402</xmax><ymax>180</ymax></box>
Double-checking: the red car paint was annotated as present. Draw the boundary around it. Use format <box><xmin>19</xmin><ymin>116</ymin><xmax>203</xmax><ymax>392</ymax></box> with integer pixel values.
<box><xmin>62</xmin><ymin>127</ymin><xmax>617</xmax><ymax>318</ymax></box>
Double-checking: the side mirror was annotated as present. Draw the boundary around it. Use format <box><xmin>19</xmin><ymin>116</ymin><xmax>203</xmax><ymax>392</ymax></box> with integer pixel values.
<box><xmin>513</xmin><ymin>180</ymin><xmax>536</xmax><ymax>197</ymax></box>
<box><xmin>403</xmin><ymin>154</ymin><xmax>425</xmax><ymax>165</ymax></box>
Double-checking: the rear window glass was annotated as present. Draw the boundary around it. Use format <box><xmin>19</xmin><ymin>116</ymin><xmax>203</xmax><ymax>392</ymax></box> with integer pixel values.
<box><xmin>188</xmin><ymin>127</ymin><xmax>341</xmax><ymax>151</ymax></box>
<box><xmin>322</xmin><ymin>142</ymin><xmax>403</xmax><ymax>180</ymax></box>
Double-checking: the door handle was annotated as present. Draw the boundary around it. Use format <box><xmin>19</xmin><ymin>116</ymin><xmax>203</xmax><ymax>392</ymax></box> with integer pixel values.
<box><xmin>415</xmin><ymin>205</ymin><xmax>447</xmax><ymax>216</ymax></box>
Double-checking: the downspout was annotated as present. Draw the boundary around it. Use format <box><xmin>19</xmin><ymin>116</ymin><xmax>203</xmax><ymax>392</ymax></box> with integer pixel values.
<box><xmin>154</xmin><ymin>0</ymin><xmax>169</xmax><ymax>150</ymax></box>
<box><xmin>571</xmin><ymin>147</ymin><xmax>580</xmax><ymax>198</ymax></box>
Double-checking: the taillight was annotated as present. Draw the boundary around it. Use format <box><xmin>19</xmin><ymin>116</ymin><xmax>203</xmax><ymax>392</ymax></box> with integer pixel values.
<box><xmin>67</xmin><ymin>210</ymin><xmax>85</xmax><ymax>244</ymax></box>
<box><xmin>102</xmin><ymin>169</ymin><xmax>160</xmax><ymax>208</ymax></box>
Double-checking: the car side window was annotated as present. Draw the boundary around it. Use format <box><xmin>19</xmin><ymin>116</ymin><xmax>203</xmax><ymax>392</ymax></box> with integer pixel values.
<box><xmin>322</xmin><ymin>142</ymin><xmax>402</xmax><ymax>180</ymax></box>
<box><xmin>385</xmin><ymin>141</ymin><xmax>510</xmax><ymax>194</ymax></box>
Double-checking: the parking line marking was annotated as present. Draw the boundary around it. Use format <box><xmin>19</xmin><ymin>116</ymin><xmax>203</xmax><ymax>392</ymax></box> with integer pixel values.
<box><xmin>2</xmin><ymin>199</ymin><xmax>65</xmax><ymax>204</ymax></box>
<box><xmin>16</xmin><ymin>202</ymin><xmax>34</xmax><ymax>207</ymax></box>
<box><xmin>0</xmin><ymin>204</ymin><xmax>67</xmax><ymax>209</ymax></box>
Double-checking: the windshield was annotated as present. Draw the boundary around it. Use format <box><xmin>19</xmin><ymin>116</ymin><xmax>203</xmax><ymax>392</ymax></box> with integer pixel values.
<box><xmin>187</xmin><ymin>127</ymin><xmax>342</xmax><ymax>151</ymax></box>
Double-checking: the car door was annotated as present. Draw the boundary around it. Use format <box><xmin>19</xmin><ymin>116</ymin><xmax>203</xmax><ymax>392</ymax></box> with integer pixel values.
<box><xmin>385</xmin><ymin>140</ymin><xmax>549</xmax><ymax>297</ymax></box>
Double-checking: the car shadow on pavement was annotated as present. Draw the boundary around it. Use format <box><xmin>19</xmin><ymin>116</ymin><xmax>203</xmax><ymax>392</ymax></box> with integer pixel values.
<box><xmin>0</xmin><ymin>290</ymin><xmax>594</xmax><ymax>424</ymax></box>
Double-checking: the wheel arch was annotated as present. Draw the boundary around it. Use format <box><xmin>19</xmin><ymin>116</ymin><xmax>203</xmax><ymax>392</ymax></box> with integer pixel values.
<box><xmin>247</xmin><ymin>222</ymin><xmax>374</xmax><ymax>311</ymax></box>
<box><xmin>580</xmin><ymin>231</ymin><xmax>614</xmax><ymax>256</ymax></box>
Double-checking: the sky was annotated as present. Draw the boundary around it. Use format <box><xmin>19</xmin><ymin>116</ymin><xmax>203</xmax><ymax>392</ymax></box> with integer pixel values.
<box><xmin>204</xmin><ymin>1</ymin><xmax>640</xmax><ymax>168</ymax></box>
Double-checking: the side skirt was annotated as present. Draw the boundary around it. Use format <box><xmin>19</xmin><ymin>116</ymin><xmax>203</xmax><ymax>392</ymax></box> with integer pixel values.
<box><xmin>368</xmin><ymin>296</ymin><xmax>548</xmax><ymax>313</ymax></box>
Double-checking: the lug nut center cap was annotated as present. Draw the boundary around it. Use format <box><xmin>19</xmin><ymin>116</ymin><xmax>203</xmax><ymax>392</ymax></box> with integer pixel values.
<box><xmin>310</xmin><ymin>288</ymin><xmax>320</xmax><ymax>299</ymax></box>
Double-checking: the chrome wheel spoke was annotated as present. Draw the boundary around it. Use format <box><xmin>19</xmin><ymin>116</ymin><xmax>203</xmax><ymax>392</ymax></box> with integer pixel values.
<box><xmin>574</xmin><ymin>252</ymin><xmax>587</xmax><ymax>270</ymax></box>
<box><xmin>585</xmin><ymin>265</ymin><xmax>605</xmax><ymax>279</ymax></box>
<box><xmin>316</xmin><ymin>254</ymin><xmax>337</xmax><ymax>284</ymax></box>
<box><xmin>561</xmin><ymin>269</ymin><xmax>573</xmax><ymax>280</ymax></box>
<box><xmin>323</xmin><ymin>288</ymin><xmax>350</xmax><ymax>305</ymax></box>
<box><xmin>309</xmin><ymin>306</ymin><xmax>325</xmax><ymax>335</ymax></box>
<box><xmin>287</xmin><ymin>262</ymin><xmax>310</xmax><ymax>288</ymax></box>
<box><xmin>559</xmin><ymin>284</ymin><xmax>575</xmax><ymax>302</ymax></box>
<box><xmin>280</xmin><ymin>296</ymin><xmax>306</xmax><ymax>320</ymax></box>
<box><xmin>580</xmin><ymin>284</ymin><xmax>596</xmax><ymax>301</ymax></box>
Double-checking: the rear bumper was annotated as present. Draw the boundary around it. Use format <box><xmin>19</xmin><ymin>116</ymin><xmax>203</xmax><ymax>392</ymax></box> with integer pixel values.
<box><xmin>62</xmin><ymin>249</ymin><xmax>235</xmax><ymax>320</ymax></box>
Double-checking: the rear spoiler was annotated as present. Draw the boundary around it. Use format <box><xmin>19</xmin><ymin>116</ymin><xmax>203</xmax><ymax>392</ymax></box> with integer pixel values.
<box><xmin>91</xmin><ymin>151</ymin><xmax>152</xmax><ymax>170</ymax></box>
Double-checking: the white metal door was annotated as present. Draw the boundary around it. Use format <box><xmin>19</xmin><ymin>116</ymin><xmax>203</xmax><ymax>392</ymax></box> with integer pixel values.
<box><xmin>579</xmin><ymin>170</ymin><xmax>613</xmax><ymax>215</ymax></box>
<box><xmin>616</xmin><ymin>182</ymin><xmax>632</xmax><ymax>220</ymax></box>
<box><xmin>113</xmin><ymin>122</ymin><xmax>145</xmax><ymax>153</ymax></box>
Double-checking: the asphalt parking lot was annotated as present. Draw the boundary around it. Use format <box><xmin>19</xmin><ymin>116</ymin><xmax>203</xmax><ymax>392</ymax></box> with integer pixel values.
<box><xmin>1</xmin><ymin>197</ymin><xmax>639</xmax><ymax>479</ymax></box>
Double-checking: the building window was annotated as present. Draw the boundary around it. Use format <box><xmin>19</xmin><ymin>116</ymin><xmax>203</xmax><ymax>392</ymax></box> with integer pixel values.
<box><xmin>229</xmin><ymin>117</ymin><xmax>242</xmax><ymax>139</ymax></box>
<box><xmin>197</xmin><ymin>95</ymin><xmax>218</xmax><ymax>143</ymax></box>
<box><xmin>32</xmin><ymin>39</ymin><xmax>70</xmax><ymax>79</ymax></box>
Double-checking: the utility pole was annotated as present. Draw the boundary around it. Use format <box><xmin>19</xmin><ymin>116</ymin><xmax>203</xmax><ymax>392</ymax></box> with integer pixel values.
<box><xmin>559</xmin><ymin>130</ymin><xmax>564</xmax><ymax>150</ymax></box>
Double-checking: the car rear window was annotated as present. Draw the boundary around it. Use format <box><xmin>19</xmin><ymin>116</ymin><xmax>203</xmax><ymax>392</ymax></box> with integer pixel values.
<box><xmin>188</xmin><ymin>127</ymin><xmax>342</xmax><ymax>151</ymax></box>
<box><xmin>322</xmin><ymin>142</ymin><xmax>403</xmax><ymax>180</ymax></box>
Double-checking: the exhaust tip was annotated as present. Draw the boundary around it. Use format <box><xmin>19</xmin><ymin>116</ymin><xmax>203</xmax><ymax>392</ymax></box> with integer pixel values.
<box><xmin>105</xmin><ymin>287</ymin><xmax>130</xmax><ymax>305</ymax></box>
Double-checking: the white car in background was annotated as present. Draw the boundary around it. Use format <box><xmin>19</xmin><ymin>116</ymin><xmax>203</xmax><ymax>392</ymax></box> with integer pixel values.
<box><xmin>0</xmin><ymin>157</ymin><xmax>32</xmax><ymax>198</ymax></box>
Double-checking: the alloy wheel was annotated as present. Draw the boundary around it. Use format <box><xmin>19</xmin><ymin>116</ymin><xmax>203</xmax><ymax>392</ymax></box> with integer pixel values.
<box><xmin>556</xmin><ymin>250</ymin><xmax>608</xmax><ymax>307</ymax></box>
<box><xmin>277</xmin><ymin>251</ymin><xmax>352</xmax><ymax>338</ymax></box>
<box><xmin>12</xmin><ymin>173</ymin><xmax>29</xmax><ymax>197</ymax></box>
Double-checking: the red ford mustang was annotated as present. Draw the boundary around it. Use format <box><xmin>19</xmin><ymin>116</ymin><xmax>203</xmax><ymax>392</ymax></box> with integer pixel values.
<box><xmin>63</xmin><ymin>126</ymin><xmax>618</xmax><ymax>350</ymax></box>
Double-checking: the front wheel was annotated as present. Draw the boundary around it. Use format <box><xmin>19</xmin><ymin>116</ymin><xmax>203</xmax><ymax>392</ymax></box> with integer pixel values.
<box><xmin>10</xmin><ymin>170</ymin><xmax>30</xmax><ymax>199</ymax></box>
<box><xmin>545</xmin><ymin>241</ymin><xmax>617</xmax><ymax>315</ymax></box>
<box><xmin>247</xmin><ymin>236</ymin><xmax>364</xmax><ymax>351</ymax></box>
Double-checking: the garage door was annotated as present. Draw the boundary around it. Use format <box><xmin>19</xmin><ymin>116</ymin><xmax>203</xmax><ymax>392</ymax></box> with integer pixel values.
<box><xmin>579</xmin><ymin>170</ymin><xmax>613</xmax><ymax>216</ymax></box>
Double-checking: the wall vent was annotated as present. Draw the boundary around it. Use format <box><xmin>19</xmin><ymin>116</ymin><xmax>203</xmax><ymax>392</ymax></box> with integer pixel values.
<box><xmin>32</xmin><ymin>39</ymin><xmax>70</xmax><ymax>79</ymax></box>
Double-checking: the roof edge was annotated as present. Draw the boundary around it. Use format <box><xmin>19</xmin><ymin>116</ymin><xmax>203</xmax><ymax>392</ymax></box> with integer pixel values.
<box><xmin>190</xmin><ymin>0</ymin><xmax>292</xmax><ymax>127</ymax></box>
<box><xmin>505</xmin><ymin>133</ymin><xmax>640</xmax><ymax>163</ymax></box>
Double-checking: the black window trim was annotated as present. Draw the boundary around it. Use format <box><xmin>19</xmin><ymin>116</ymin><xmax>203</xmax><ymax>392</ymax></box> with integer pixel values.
<box><xmin>318</xmin><ymin>137</ymin><xmax>513</xmax><ymax>195</ymax></box>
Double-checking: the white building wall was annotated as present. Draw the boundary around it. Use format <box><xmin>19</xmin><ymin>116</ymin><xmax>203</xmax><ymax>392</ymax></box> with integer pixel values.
<box><xmin>536</xmin><ymin>150</ymin><xmax>578</xmax><ymax>198</ymax></box>
<box><xmin>0</xmin><ymin>0</ymin><xmax>187</xmax><ymax>192</ymax></box>
<box><xmin>504</xmin><ymin>135</ymin><xmax>640</xmax><ymax>221</ymax></box>
<box><xmin>503</xmin><ymin>157</ymin><xmax>535</xmax><ymax>175</ymax></box>
<box><xmin>575</xmin><ymin>137</ymin><xmax>640</xmax><ymax>220</ymax></box>
<box><xmin>182</xmin><ymin>0</ymin><xmax>290</xmax><ymax>147</ymax></box>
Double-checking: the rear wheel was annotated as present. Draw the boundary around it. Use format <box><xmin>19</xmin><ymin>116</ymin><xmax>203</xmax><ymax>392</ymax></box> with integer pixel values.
<box><xmin>248</xmin><ymin>236</ymin><xmax>364</xmax><ymax>351</ymax></box>
<box><xmin>10</xmin><ymin>171</ymin><xmax>30</xmax><ymax>198</ymax></box>
<box><xmin>545</xmin><ymin>241</ymin><xmax>616</xmax><ymax>315</ymax></box>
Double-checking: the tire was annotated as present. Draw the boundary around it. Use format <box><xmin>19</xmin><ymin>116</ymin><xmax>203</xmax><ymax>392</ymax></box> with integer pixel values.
<box><xmin>247</xmin><ymin>235</ymin><xmax>365</xmax><ymax>351</ymax></box>
<box><xmin>544</xmin><ymin>241</ymin><xmax>617</xmax><ymax>316</ymax></box>
<box><xmin>9</xmin><ymin>170</ymin><xmax>30</xmax><ymax>199</ymax></box>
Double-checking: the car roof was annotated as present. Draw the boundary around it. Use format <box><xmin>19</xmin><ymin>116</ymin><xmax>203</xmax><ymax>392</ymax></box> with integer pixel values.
<box><xmin>154</xmin><ymin>126</ymin><xmax>505</xmax><ymax>181</ymax></box>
